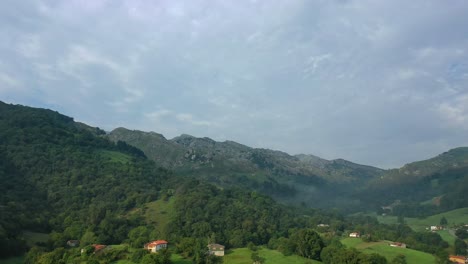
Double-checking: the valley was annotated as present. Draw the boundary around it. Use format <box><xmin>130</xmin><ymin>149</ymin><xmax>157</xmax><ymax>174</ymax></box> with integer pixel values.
<box><xmin>1</xmin><ymin>101</ymin><xmax>467</xmax><ymax>264</ymax></box>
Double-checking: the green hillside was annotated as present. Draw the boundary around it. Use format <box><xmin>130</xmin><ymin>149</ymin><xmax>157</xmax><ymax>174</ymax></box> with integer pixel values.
<box><xmin>360</xmin><ymin>148</ymin><xmax>468</xmax><ymax>217</ymax></box>
<box><xmin>224</xmin><ymin>247</ymin><xmax>321</xmax><ymax>264</ymax></box>
<box><xmin>341</xmin><ymin>238</ymin><xmax>436</xmax><ymax>264</ymax></box>
<box><xmin>108</xmin><ymin>127</ymin><xmax>385</xmax><ymax>210</ymax></box>
<box><xmin>0</xmin><ymin>101</ymin><xmax>458</xmax><ymax>264</ymax></box>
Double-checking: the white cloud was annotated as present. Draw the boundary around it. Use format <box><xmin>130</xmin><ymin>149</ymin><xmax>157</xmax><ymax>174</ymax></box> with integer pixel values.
<box><xmin>16</xmin><ymin>34</ymin><xmax>42</xmax><ymax>58</ymax></box>
<box><xmin>2</xmin><ymin>0</ymin><xmax>468</xmax><ymax>167</ymax></box>
<box><xmin>438</xmin><ymin>94</ymin><xmax>468</xmax><ymax>128</ymax></box>
<box><xmin>0</xmin><ymin>72</ymin><xmax>21</xmax><ymax>91</ymax></box>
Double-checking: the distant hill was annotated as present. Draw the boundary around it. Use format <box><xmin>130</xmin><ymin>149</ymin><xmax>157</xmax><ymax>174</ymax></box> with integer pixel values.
<box><xmin>0</xmin><ymin>101</ymin><xmax>333</xmax><ymax>261</ymax></box>
<box><xmin>108</xmin><ymin>127</ymin><xmax>385</xmax><ymax>209</ymax></box>
<box><xmin>0</xmin><ymin>101</ymin><xmax>459</xmax><ymax>262</ymax></box>
<box><xmin>360</xmin><ymin>147</ymin><xmax>468</xmax><ymax>216</ymax></box>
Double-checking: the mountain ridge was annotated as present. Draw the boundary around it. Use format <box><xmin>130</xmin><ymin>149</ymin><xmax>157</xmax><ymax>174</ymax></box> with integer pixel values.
<box><xmin>107</xmin><ymin>127</ymin><xmax>385</xmax><ymax>209</ymax></box>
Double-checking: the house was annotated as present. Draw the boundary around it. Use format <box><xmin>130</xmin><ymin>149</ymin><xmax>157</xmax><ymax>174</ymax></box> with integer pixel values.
<box><xmin>317</xmin><ymin>224</ymin><xmax>329</xmax><ymax>227</ymax></box>
<box><xmin>92</xmin><ymin>244</ymin><xmax>107</xmax><ymax>252</ymax></box>
<box><xmin>448</xmin><ymin>255</ymin><xmax>468</xmax><ymax>264</ymax></box>
<box><xmin>208</xmin><ymin>243</ymin><xmax>225</xmax><ymax>256</ymax></box>
<box><xmin>81</xmin><ymin>244</ymin><xmax>107</xmax><ymax>254</ymax></box>
<box><xmin>389</xmin><ymin>242</ymin><xmax>407</xmax><ymax>248</ymax></box>
<box><xmin>144</xmin><ymin>240</ymin><xmax>168</xmax><ymax>253</ymax></box>
<box><xmin>349</xmin><ymin>232</ymin><xmax>360</xmax><ymax>238</ymax></box>
<box><xmin>67</xmin><ymin>240</ymin><xmax>80</xmax><ymax>247</ymax></box>
<box><xmin>431</xmin><ymin>225</ymin><xmax>443</xmax><ymax>231</ymax></box>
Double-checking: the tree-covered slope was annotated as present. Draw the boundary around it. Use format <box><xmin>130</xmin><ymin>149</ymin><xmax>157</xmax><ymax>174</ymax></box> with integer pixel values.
<box><xmin>0</xmin><ymin>101</ymin><xmax>168</xmax><ymax>258</ymax></box>
<box><xmin>0</xmin><ymin>101</ymin><xmax>454</xmax><ymax>263</ymax></box>
<box><xmin>360</xmin><ymin>147</ymin><xmax>468</xmax><ymax>216</ymax></box>
<box><xmin>108</xmin><ymin>127</ymin><xmax>385</xmax><ymax>209</ymax></box>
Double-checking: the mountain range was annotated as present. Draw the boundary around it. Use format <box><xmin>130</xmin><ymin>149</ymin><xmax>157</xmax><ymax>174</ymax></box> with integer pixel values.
<box><xmin>1</xmin><ymin>100</ymin><xmax>467</xmax><ymax>262</ymax></box>
<box><xmin>107</xmin><ymin>127</ymin><xmax>385</xmax><ymax>209</ymax></box>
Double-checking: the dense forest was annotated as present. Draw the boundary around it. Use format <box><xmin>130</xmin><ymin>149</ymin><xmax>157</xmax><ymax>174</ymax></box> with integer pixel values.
<box><xmin>0</xmin><ymin>101</ymin><xmax>459</xmax><ymax>263</ymax></box>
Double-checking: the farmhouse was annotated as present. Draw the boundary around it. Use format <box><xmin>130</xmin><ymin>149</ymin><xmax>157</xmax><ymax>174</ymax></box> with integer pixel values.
<box><xmin>208</xmin><ymin>243</ymin><xmax>225</xmax><ymax>256</ymax></box>
<box><xmin>81</xmin><ymin>244</ymin><xmax>107</xmax><ymax>254</ymax></box>
<box><xmin>67</xmin><ymin>240</ymin><xmax>80</xmax><ymax>247</ymax></box>
<box><xmin>92</xmin><ymin>244</ymin><xmax>107</xmax><ymax>252</ymax></box>
<box><xmin>389</xmin><ymin>242</ymin><xmax>407</xmax><ymax>248</ymax></box>
<box><xmin>430</xmin><ymin>225</ymin><xmax>443</xmax><ymax>231</ymax></box>
<box><xmin>349</xmin><ymin>232</ymin><xmax>360</xmax><ymax>238</ymax></box>
<box><xmin>448</xmin><ymin>255</ymin><xmax>468</xmax><ymax>264</ymax></box>
<box><xmin>144</xmin><ymin>240</ymin><xmax>168</xmax><ymax>253</ymax></box>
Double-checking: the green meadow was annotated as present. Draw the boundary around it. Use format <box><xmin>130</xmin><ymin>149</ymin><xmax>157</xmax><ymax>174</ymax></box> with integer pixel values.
<box><xmin>341</xmin><ymin>238</ymin><xmax>436</xmax><ymax>264</ymax></box>
<box><xmin>374</xmin><ymin>207</ymin><xmax>468</xmax><ymax>231</ymax></box>
<box><xmin>224</xmin><ymin>247</ymin><xmax>320</xmax><ymax>264</ymax></box>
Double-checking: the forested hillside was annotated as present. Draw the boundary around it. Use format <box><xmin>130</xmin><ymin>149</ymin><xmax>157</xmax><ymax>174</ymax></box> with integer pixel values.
<box><xmin>359</xmin><ymin>148</ymin><xmax>468</xmax><ymax>217</ymax></box>
<box><xmin>108</xmin><ymin>127</ymin><xmax>385</xmax><ymax>210</ymax></box>
<box><xmin>0</xmin><ymin>102</ymin><xmax>458</xmax><ymax>263</ymax></box>
<box><xmin>0</xmin><ymin>101</ymin><xmax>169</xmax><ymax>259</ymax></box>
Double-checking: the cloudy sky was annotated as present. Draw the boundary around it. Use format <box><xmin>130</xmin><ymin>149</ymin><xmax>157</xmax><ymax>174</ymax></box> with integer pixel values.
<box><xmin>1</xmin><ymin>0</ymin><xmax>468</xmax><ymax>168</ymax></box>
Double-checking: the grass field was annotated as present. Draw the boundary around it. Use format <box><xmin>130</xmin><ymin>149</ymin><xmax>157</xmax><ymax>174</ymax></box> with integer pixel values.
<box><xmin>171</xmin><ymin>254</ymin><xmax>192</xmax><ymax>264</ymax></box>
<box><xmin>112</xmin><ymin>253</ymin><xmax>191</xmax><ymax>264</ymax></box>
<box><xmin>367</xmin><ymin>207</ymin><xmax>468</xmax><ymax>244</ymax></box>
<box><xmin>374</xmin><ymin>207</ymin><xmax>468</xmax><ymax>231</ymax></box>
<box><xmin>224</xmin><ymin>247</ymin><xmax>320</xmax><ymax>264</ymax></box>
<box><xmin>341</xmin><ymin>238</ymin><xmax>436</xmax><ymax>264</ymax></box>
<box><xmin>143</xmin><ymin>197</ymin><xmax>176</xmax><ymax>235</ymax></box>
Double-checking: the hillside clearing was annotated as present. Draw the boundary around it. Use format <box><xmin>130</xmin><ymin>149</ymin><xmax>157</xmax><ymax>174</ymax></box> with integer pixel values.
<box><xmin>341</xmin><ymin>238</ymin><xmax>436</xmax><ymax>264</ymax></box>
<box><xmin>224</xmin><ymin>247</ymin><xmax>320</xmax><ymax>264</ymax></box>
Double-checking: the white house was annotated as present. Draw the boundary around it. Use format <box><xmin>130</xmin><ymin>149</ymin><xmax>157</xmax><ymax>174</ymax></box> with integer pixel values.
<box><xmin>349</xmin><ymin>232</ymin><xmax>360</xmax><ymax>238</ymax></box>
<box><xmin>208</xmin><ymin>243</ymin><xmax>225</xmax><ymax>256</ymax></box>
<box><xmin>144</xmin><ymin>240</ymin><xmax>168</xmax><ymax>253</ymax></box>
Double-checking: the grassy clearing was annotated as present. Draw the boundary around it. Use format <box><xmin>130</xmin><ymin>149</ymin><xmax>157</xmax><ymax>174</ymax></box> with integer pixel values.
<box><xmin>0</xmin><ymin>256</ymin><xmax>24</xmax><ymax>264</ymax></box>
<box><xmin>99</xmin><ymin>150</ymin><xmax>132</xmax><ymax>163</ymax></box>
<box><xmin>374</xmin><ymin>207</ymin><xmax>468</xmax><ymax>231</ymax></box>
<box><xmin>143</xmin><ymin>197</ymin><xmax>176</xmax><ymax>235</ymax></box>
<box><xmin>362</xmin><ymin>244</ymin><xmax>435</xmax><ymax>264</ymax></box>
<box><xmin>367</xmin><ymin>207</ymin><xmax>468</xmax><ymax>245</ymax></box>
<box><xmin>341</xmin><ymin>238</ymin><xmax>436</xmax><ymax>264</ymax></box>
<box><xmin>171</xmin><ymin>254</ymin><xmax>192</xmax><ymax>264</ymax></box>
<box><xmin>341</xmin><ymin>237</ymin><xmax>365</xmax><ymax>248</ymax></box>
<box><xmin>22</xmin><ymin>230</ymin><xmax>49</xmax><ymax>247</ymax></box>
<box><xmin>224</xmin><ymin>247</ymin><xmax>320</xmax><ymax>264</ymax></box>
<box><xmin>112</xmin><ymin>253</ymin><xmax>194</xmax><ymax>264</ymax></box>
<box><xmin>437</xmin><ymin>230</ymin><xmax>456</xmax><ymax>245</ymax></box>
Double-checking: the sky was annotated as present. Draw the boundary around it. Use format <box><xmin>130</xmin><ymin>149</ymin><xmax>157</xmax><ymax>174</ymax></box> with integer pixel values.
<box><xmin>1</xmin><ymin>0</ymin><xmax>468</xmax><ymax>168</ymax></box>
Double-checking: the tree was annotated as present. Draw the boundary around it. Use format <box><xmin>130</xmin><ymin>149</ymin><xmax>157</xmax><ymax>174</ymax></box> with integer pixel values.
<box><xmin>291</xmin><ymin>229</ymin><xmax>324</xmax><ymax>260</ymax></box>
<box><xmin>131</xmin><ymin>249</ymin><xmax>149</xmax><ymax>263</ymax></box>
<box><xmin>440</xmin><ymin>217</ymin><xmax>448</xmax><ymax>226</ymax></box>
<box><xmin>454</xmin><ymin>238</ymin><xmax>467</xmax><ymax>255</ymax></box>
<box><xmin>391</xmin><ymin>254</ymin><xmax>407</xmax><ymax>264</ymax></box>
<box><xmin>80</xmin><ymin>231</ymin><xmax>97</xmax><ymax>246</ymax></box>
<box><xmin>251</xmin><ymin>252</ymin><xmax>265</xmax><ymax>264</ymax></box>
<box><xmin>365</xmin><ymin>253</ymin><xmax>388</xmax><ymax>264</ymax></box>
<box><xmin>455</xmin><ymin>228</ymin><xmax>468</xmax><ymax>239</ymax></box>
<box><xmin>247</xmin><ymin>241</ymin><xmax>258</xmax><ymax>251</ymax></box>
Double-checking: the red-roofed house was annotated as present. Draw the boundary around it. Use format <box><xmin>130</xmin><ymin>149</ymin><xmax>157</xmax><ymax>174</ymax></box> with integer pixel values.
<box><xmin>93</xmin><ymin>244</ymin><xmax>107</xmax><ymax>252</ymax></box>
<box><xmin>449</xmin><ymin>255</ymin><xmax>468</xmax><ymax>264</ymax></box>
<box><xmin>144</xmin><ymin>240</ymin><xmax>168</xmax><ymax>253</ymax></box>
<box><xmin>81</xmin><ymin>244</ymin><xmax>107</xmax><ymax>254</ymax></box>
